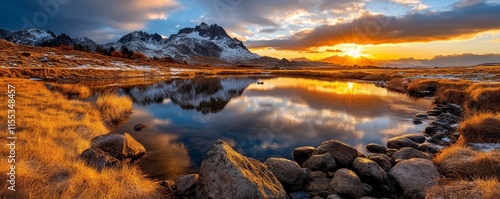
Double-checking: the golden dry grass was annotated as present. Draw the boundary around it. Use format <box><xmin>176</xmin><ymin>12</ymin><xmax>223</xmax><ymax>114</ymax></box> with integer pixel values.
<box><xmin>457</xmin><ymin>113</ymin><xmax>500</xmax><ymax>144</ymax></box>
<box><xmin>0</xmin><ymin>78</ymin><xmax>161</xmax><ymax>198</ymax></box>
<box><xmin>54</xmin><ymin>84</ymin><xmax>92</xmax><ymax>99</ymax></box>
<box><xmin>406</xmin><ymin>79</ymin><xmax>472</xmax><ymax>94</ymax></box>
<box><xmin>433</xmin><ymin>145</ymin><xmax>500</xmax><ymax>180</ymax></box>
<box><xmin>426</xmin><ymin>179</ymin><xmax>500</xmax><ymax>199</ymax></box>
<box><xmin>466</xmin><ymin>87</ymin><xmax>500</xmax><ymax>113</ymax></box>
<box><xmin>435</xmin><ymin>89</ymin><xmax>471</xmax><ymax>105</ymax></box>
<box><xmin>95</xmin><ymin>93</ymin><xmax>133</xmax><ymax>126</ymax></box>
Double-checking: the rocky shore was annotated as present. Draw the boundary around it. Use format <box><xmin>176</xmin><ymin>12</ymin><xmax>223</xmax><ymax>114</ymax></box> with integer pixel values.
<box><xmin>77</xmin><ymin>100</ymin><xmax>469</xmax><ymax>199</ymax></box>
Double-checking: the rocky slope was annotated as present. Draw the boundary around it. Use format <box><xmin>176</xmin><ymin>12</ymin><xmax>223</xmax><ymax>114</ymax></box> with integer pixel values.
<box><xmin>106</xmin><ymin>22</ymin><xmax>259</xmax><ymax>62</ymax></box>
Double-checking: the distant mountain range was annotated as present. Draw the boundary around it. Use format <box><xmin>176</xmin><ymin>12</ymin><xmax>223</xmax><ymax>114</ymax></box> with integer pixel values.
<box><xmin>317</xmin><ymin>54</ymin><xmax>500</xmax><ymax>68</ymax></box>
<box><xmin>0</xmin><ymin>22</ymin><xmax>259</xmax><ymax>63</ymax></box>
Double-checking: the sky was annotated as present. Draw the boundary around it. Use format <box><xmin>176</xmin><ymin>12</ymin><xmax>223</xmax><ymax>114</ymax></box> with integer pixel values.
<box><xmin>1</xmin><ymin>0</ymin><xmax>500</xmax><ymax>61</ymax></box>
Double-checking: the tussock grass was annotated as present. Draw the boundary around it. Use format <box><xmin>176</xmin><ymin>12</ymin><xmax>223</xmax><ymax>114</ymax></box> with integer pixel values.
<box><xmin>433</xmin><ymin>145</ymin><xmax>500</xmax><ymax>180</ymax></box>
<box><xmin>386</xmin><ymin>77</ymin><xmax>407</xmax><ymax>92</ymax></box>
<box><xmin>426</xmin><ymin>179</ymin><xmax>500</xmax><ymax>199</ymax></box>
<box><xmin>0</xmin><ymin>78</ymin><xmax>160</xmax><ymax>198</ymax></box>
<box><xmin>95</xmin><ymin>93</ymin><xmax>133</xmax><ymax>126</ymax></box>
<box><xmin>406</xmin><ymin>79</ymin><xmax>472</xmax><ymax>94</ymax></box>
<box><xmin>435</xmin><ymin>89</ymin><xmax>471</xmax><ymax>105</ymax></box>
<box><xmin>457</xmin><ymin>112</ymin><xmax>500</xmax><ymax>144</ymax></box>
<box><xmin>466</xmin><ymin>86</ymin><xmax>500</xmax><ymax>113</ymax></box>
<box><xmin>55</xmin><ymin>83</ymin><xmax>92</xmax><ymax>99</ymax></box>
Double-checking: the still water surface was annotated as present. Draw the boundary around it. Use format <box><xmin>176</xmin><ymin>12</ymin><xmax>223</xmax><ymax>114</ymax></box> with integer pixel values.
<box><xmin>112</xmin><ymin>76</ymin><xmax>432</xmax><ymax>179</ymax></box>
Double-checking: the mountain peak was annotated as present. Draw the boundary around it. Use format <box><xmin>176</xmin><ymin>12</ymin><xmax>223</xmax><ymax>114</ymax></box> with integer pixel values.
<box><xmin>117</xmin><ymin>31</ymin><xmax>162</xmax><ymax>43</ymax></box>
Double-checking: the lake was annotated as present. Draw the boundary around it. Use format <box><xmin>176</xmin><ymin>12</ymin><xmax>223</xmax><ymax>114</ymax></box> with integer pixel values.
<box><xmin>111</xmin><ymin>76</ymin><xmax>432</xmax><ymax>180</ymax></box>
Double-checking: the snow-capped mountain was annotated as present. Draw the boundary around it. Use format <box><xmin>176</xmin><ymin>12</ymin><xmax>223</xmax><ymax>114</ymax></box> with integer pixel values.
<box><xmin>0</xmin><ymin>29</ymin><xmax>11</xmax><ymax>39</ymax></box>
<box><xmin>2</xmin><ymin>22</ymin><xmax>259</xmax><ymax>62</ymax></box>
<box><xmin>6</xmin><ymin>29</ymin><xmax>56</xmax><ymax>46</ymax></box>
<box><xmin>107</xmin><ymin>22</ymin><xmax>259</xmax><ymax>62</ymax></box>
<box><xmin>123</xmin><ymin>77</ymin><xmax>257</xmax><ymax>114</ymax></box>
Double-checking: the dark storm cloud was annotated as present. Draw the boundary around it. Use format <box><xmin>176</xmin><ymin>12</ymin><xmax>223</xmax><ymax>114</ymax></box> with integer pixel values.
<box><xmin>0</xmin><ymin>0</ymin><xmax>181</xmax><ymax>43</ymax></box>
<box><xmin>246</xmin><ymin>0</ymin><xmax>500</xmax><ymax>50</ymax></box>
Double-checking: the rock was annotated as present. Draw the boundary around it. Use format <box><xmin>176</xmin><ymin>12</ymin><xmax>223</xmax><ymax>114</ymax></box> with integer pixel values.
<box><xmin>367</xmin><ymin>153</ymin><xmax>393</xmax><ymax>171</ymax></box>
<box><xmin>387</xmin><ymin>137</ymin><xmax>419</xmax><ymax>149</ymax></box>
<box><xmin>413</xmin><ymin>119</ymin><xmax>423</xmax><ymax>124</ymax></box>
<box><xmin>417</xmin><ymin>143</ymin><xmax>442</xmax><ymax>153</ymax></box>
<box><xmin>159</xmin><ymin>180</ymin><xmax>176</xmax><ymax>196</ymax></box>
<box><xmin>315</xmin><ymin>140</ymin><xmax>359</xmax><ymax>167</ymax></box>
<box><xmin>366</xmin><ymin>143</ymin><xmax>387</xmax><ymax>154</ymax></box>
<box><xmin>427</xmin><ymin>110</ymin><xmax>442</xmax><ymax>116</ymax></box>
<box><xmin>302</xmin><ymin>153</ymin><xmax>336</xmax><ymax>172</ymax></box>
<box><xmin>358</xmin><ymin>151</ymin><xmax>366</xmax><ymax>158</ymax></box>
<box><xmin>133</xmin><ymin>123</ymin><xmax>148</xmax><ymax>131</ymax></box>
<box><xmin>392</xmin><ymin>147</ymin><xmax>431</xmax><ymax>160</ymax></box>
<box><xmin>196</xmin><ymin>140</ymin><xmax>287</xmax><ymax>199</ymax></box>
<box><xmin>265</xmin><ymin>158</ymin><xmax>307</xmax><ymax>192</ymax></box>
<box><xmin>431</xmin><ymin>119</ymin><xmax>451</xmax><ymax>130</ymax></box>
<box><xmin>353</xmin><ymin>157</ymin><xmax>387</xmax><ymax>183</ymax></box>
<box><xmin>305</xmin><ymin>176</ymin><xmax>333</xmax><ymax>198</ymax></box>
<box><xmin>40</xmin><ymin>57</ymin><xmax>49</xmax><ymax>62</ymax></box>
<box><xmin>330</xmin><ymin>169</ymin><xmax>365</xmax><ymax>198</ymax></box>
<box><xmin>424</xmin><ymin>126</ymin><xmax>446</xmax><ymax>136</ymax></box>
<box><xmin>79</xmin><ymin>148</ymin><xmax>119</xmax><ymax>171</ymax></box>
<box><xmin>289</xmin><ymin>192</ymin><xmax>310</xmax><ymax>199</ymax></box>
<box><xmin>363</xmin><ymin>183</ymin><xmax>374</xmax><ymax>195</ymax></box>
<box><xmin>432</xmin><ymin>132</ymin><xmax>446</xmax><ymax>140</ymax></box>
<box><xmin>389</xmin><ymin>158</ymin><xmax>440</xmax><ymax>196</ymax></box>
<box><xmin>175</xmin><ymin>174</ymin><xmax>198</xmax><ymax>196</ymax></box>
<box><xmin>386</xmin><ymin>149</ymin><xmax>398</xmax><ymax>157</ymax></box>
<box><xmin>293</xmin><ymin>146</ymin><xmax>315</xmax><ymax>165</ymax></box>
<box><xmin>437</xmin><ymin>113</ymin><xmax>461</xmax><ymax>124</ymax></box>
<box><xmin>414</xmin><ymin>113</ymin><xmax>428</xmax><ymax>120</ymax></box>
<box><xmin>326</xmin><ymin>194</ymin><xmax>342</xmax><ymax>199</ymax></box>
<box><xmin>90</xmin><ymin>133</ymin><xmax>146</xmax><ymax>163</ymax></box>
<box><xmin>308</xmin><ymin>171</ymin><xmax>327</xmax><ymax>179</ymax></box>
<box><xmin>371</xmin><ymin>184</ymin><xmax>392</xmax><ymax>198</ymax></box>
<box><xmin>402</xmin><ymin>134</ymin><xmax>426</xmax><ymax>144</ymax></box>
<box><xmin>448</xmin><ymin>103</ymin><xmax>463</xmax><ymax>115</ymax></box>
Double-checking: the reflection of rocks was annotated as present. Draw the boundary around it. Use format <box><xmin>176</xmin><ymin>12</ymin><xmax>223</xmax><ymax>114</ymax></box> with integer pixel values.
<box><xmin>125</xmin><ymin>77</ymin><xmax>257</xmax><ymax>114</ymax></box>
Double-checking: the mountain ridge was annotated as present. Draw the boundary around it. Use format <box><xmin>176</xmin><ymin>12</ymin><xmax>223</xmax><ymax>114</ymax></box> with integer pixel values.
<box><xmin>1</xmin><ymin>23</ymin><xmax>259</xmax><ymax>63</ymax></box>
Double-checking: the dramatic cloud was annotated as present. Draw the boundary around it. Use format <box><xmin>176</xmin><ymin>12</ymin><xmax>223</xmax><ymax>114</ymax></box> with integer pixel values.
<box><xmin>0</xmin><ymin>0</ymin><xmax>182</xmax><ymax>43</ymax></box>
<box><xmin>194</xmin><ymin>0</ymin><xmax>365</xmax><ymax>39</ymax></box>
<box><xmin>246</xmin><ymin>1</ymin><xmax>500</xmax><ymax>50</ymax></box>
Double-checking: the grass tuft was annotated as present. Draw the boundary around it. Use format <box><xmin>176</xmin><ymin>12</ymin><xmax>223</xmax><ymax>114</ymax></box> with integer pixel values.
<box><xmin>95</xmin><ymin>93</ymin><xmax>133</xmax><ymax>126</ymax></box>
<box><xmin>54</xmin><ymin>84</ymin><xmax>92</xmax><ymax>99</ymax></box>
<box><xmin>466</xmin><ymin>86</ymin><xmax>500</xmax><ymax>113</ymax></box>
<box><xmin>426</xmin><ymin>179</ymin><xmax>500</xmax><ymax>199</ymax></box>
<box><xmin>433</xmin><ymin>145</ymin><xmax>500</xmax><ymax>180</ymax></box>
<box><xmin>457</xmin><ymin>112</ymin><xmax>500</xmax><ymax>144</ymax></box>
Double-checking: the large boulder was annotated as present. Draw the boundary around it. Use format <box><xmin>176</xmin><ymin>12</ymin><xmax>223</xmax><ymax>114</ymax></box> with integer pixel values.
<box><xmin>367</xmin><ymin>153</ymin><xmax>393</xmax><ymax>171</ymax></box>
<box><xmin>265</xmin><ymin>158</ymin><xmax>307</xmax><ymax>192</ymax></box>
<box><xmin>389</xmin><ymin>158</ymin><xmax>440</xmax><ymax>196</ymax></box>
<box><xmin>330</xmin><ymin>169</ymin><xmax>366</xmax><ymax>198</ymax></box>
<box><xmin>365</xmin><ymin>143</ymin><xmax>387</xmax><ymax>154</ymax></box>
<box><xmin>418</xmin><ymin>143</ymin><xmax>442</xmax><ymax>154</ymax></box>
<box><xmin>175</xmin><ymin>174</ymin><xmax>198</xmax><ymax>196</ymax></box>
<box><xmin>90</xmin><ymin>133</ymin><xmax>146</xmax><ymax>163</ymax></box>
<box><xmin>387</xmin><ymin>137</ymin><xmax>419</xmax><ymax>149</ymax></box>
<box><xmin>196</xmin><ymin>140</ymin><xmax>287</xmax><ymax>199</ymax></box>
<box><xmin>392</xmin><ymin>147</ymin><xmax>431</xmax><ymax>160</ymax></box>
<box><xmin>352</xmin><ymin>157</ymin><xmax>387</xmax><ymax>183</ymax></box>
<box><xmin>293</xmin><ymin>146</ymin><xmax>315</xmax><ymax>165</ymax></box>
<box><xmin>79</xmin><ymin>148</ymin><xmax>119</xmax><ymax>171</ymax></box>
<box><xmin>315</xmin><ymin>140</ymin><xmax>358</xmax><ymax>167</ymax></box>
<box><xmin>302</xmin><ymin>153</ymin><xmax>336</xmax><ymax>172</ymax></box>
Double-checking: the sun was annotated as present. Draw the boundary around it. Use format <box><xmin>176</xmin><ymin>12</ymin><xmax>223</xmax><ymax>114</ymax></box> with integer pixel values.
<box><xmin>345</xmin><ymin>47</ymin><xmax>362</xmax><ymax>58</ymax></box>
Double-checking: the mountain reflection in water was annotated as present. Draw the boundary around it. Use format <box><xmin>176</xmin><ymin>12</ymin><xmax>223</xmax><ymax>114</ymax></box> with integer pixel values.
<box><xmin>113</xmin><ymin>77</ymin><xmax>432</xmax><ymax>180</ymax></box>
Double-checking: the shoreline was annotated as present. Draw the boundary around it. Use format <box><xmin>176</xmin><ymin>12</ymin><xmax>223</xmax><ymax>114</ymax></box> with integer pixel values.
<box><xmin>0</xmin><ymin>70</ymin><xmax>498</xmax><ymax>198</ymax></box>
